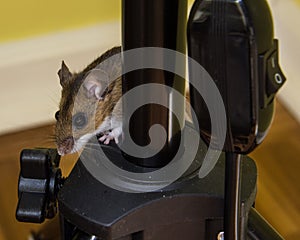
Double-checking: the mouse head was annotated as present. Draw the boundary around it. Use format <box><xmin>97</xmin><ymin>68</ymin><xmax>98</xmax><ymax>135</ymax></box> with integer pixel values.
<box><xmin>55</xmin><ymin>61</ymin><xmax>112</xmax><ymax>156</ymax></box>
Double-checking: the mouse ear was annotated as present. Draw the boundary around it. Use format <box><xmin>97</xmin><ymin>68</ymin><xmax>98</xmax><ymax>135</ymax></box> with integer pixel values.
<box><xmin>83</xmin><ymin>69</ymin><xmax>109</xmax><ymax>100</ymax></box>
<box><xmin>58</xmin><ymin>61</ymin><xmax>72</xmax><ymax>87</ymax></box>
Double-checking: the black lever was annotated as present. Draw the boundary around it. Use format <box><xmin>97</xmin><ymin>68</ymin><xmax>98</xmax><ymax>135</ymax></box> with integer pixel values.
<box><xmin>16</xmin><ymin>148</ymin><xmax>63</xmax><ymax>223</ymax></box>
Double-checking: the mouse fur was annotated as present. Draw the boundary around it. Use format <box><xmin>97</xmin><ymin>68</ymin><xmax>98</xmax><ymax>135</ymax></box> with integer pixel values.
<box><xmin>55</xmin><ymin>46</ymin><xmax>122</xmax><ymax>156</ymax></box>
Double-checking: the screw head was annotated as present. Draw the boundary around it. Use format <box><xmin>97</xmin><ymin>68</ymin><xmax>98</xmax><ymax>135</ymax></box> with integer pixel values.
<box><xmin>217</xmin><ymin>231</ymin><xmax>224</xmax><ymax>240</ymax></box>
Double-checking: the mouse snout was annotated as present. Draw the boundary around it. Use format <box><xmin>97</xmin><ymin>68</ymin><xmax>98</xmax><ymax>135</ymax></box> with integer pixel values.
<box><xmin>57</xmin><ymin>136</ymin><xmax>75</xmax><ymax>156</ymax></box>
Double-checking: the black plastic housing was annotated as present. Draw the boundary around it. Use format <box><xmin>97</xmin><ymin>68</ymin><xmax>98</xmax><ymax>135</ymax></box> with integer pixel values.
<box><xmin>57</xmin><ymin>130</ymin><xmax>257</xmax><ymax>239</ymax></box>
<box><xmin>188</xmin><ymin>0</ymin><xmax>286</xmax><ymax>153</ymax></box>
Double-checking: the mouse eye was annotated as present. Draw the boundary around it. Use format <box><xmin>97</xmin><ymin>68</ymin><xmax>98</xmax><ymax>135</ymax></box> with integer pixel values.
<box><xmin>55</xmin><ymin>111</ymin><xmax>60</xmax><ymax>120</ymax></box>
<box><xmin>72</xmin><ymin>112</ymin><xmax>88</xmax><ymax>130</ymax></box>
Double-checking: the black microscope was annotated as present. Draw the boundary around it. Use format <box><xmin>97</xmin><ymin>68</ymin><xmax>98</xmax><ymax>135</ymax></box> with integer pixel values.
<box><xmin>16</xmin><ymin>0</ymin><xmax>286</xmax><ymax>239</ymax></box>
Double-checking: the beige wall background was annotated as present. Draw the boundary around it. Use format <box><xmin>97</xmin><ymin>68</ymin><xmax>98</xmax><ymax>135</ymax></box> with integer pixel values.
<box><xmin>270</xmin><ymin>0</ymin><xmax>300</xmax><ymax>123</ymax></box>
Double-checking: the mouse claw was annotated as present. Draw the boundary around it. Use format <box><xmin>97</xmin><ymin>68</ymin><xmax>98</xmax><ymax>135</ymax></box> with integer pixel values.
<box><xmin>99</xmin><ymin>135</ymin><xmax>107</xmax><ymax>142</ymax></box>
<box><xmin>98</xmin><ymin>127</ymin><xmax>122</xmax><ymax>145</ymax></box>
<box><xmin>104</xmin><ymin>138</ymin><xmax>111</xmax><ymax>145</ymax></box>
<box><xmin>99</xmin><ymin>133</ymin><xmax>115</xmax><ymax>145</ymax></box>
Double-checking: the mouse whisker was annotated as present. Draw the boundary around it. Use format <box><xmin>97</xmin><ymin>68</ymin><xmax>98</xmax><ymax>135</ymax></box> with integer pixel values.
<box><xmin>47</xmin><ymin>134</ymin><xmax>56</xmax><ymax>140</ymax></box>
<box><xmin>45</xmin><ymin>136</ymin><xmax>57</xmax><ymax>145</ymax></box>
<box><xmin>74</xmin><ymin>145</ymin><xmax>81</xmax><ymax>154</ymax></box>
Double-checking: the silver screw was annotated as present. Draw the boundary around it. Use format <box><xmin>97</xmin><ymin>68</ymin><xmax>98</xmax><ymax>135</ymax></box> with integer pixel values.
<box><xmin>217</xmin><ymin>231</ymin><xmax>224</xmax><ymax>240</ymax></box>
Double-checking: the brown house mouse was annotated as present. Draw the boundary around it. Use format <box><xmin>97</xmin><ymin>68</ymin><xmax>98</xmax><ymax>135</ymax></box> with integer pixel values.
<box><xmin>55</xmin><ymin>46</ymin><xmax>191</xmax><ymax>156</ymax></box>
<box><xmin>55</xmin><ymin>46</ymin><xmax>122</xmax><ymax>156</ymax></box>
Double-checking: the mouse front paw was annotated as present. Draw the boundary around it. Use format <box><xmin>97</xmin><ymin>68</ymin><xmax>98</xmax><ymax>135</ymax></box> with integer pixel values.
<box><xmin>99</xmin><ymin>133</ymin><xmax>115</xmax><ymax>145</ymax></box>
<box><xmin>99</xmin><ymin>127</ymin><xmax>122</xmax><ymax>145</ymax></box>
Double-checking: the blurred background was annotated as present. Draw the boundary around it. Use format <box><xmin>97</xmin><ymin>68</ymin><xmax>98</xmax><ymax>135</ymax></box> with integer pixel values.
<box><xmin>0</xmin><ymin>0</ymin><xmax>299</xmax><ymax>239</ymax></box>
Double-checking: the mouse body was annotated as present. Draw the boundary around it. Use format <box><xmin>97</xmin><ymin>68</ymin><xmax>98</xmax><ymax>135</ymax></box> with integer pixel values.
<box><xmin>55</xmin><ymin>46</ymin><xmax>122</xmax><ymax>156</ymax></box>
<box><xmin>55</xmin><ymin>46</ymin><xmax>191</xmax><ymax>156</ymax></box>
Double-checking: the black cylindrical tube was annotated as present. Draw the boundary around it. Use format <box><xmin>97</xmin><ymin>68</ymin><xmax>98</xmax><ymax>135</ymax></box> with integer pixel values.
<box><xmin>224</xmin><ymin>152</ymin><xmax>242</xmax><ymax>240</ymax></box>
<box><xmin>122</xmin><ymin>0</ymin><xmax>187</xmax><ymax>167</ymax></box>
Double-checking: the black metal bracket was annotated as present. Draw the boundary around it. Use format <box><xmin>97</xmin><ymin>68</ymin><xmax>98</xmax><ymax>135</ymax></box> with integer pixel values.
<box><xmin>16</xmin><ymin>148</ymin><xmax>63</xmax><ymax>223</ymax></box>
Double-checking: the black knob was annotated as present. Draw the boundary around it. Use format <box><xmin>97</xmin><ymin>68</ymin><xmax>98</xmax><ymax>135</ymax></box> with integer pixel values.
<box><xmin>16</xmin><ymin>148</ymin><xmax>63</xmax><ymax>223</ymax></box>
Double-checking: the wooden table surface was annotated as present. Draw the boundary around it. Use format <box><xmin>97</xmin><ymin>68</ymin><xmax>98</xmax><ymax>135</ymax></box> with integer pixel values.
<box><xmin>0</xmin><ymin>101</ymin><xmax>299</xmax><ymax>239</ymax></box>
<box><xmin>250</xmin><ymin>102</ymin><xmax>300</xmax><ymax>239</ymax></box>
